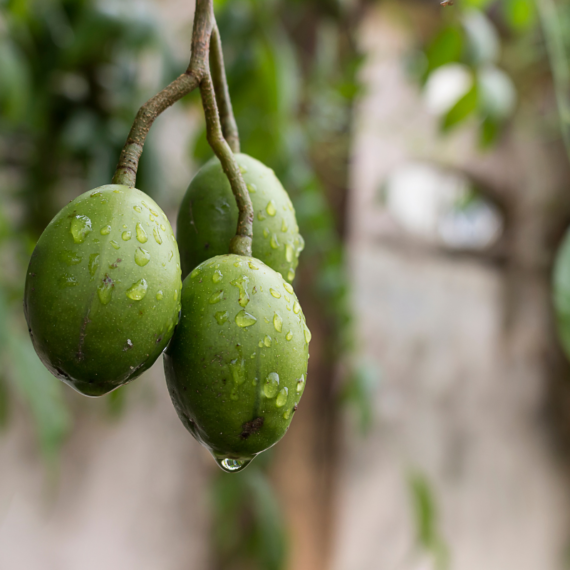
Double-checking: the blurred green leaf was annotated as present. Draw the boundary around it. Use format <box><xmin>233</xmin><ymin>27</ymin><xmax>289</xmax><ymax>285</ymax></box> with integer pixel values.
<box><xmin>441</xmin><ymin>81</ymin><xmax>478</xmax><ymax>131</ymax></box>
<box><xmin>503</xmin><ymin>0</ymin><xmax>537</xmax><ymax>31</ymax></box>
<box><xmin>424</xmin><ymin>27</ymin><xmax>464</xmax><ymax>78</ymax></box>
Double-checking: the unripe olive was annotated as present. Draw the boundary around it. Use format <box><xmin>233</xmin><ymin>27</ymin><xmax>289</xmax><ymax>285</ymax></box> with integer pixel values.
<box><xmin>164</xmin><ymin>254</ymin><xmax>310</xmax><ymax>472</ymax></box>
<box><xmin>177</xmin><ymin>154</ymin><xmax>304</xmax><ymax>282</ymax></box>
<box><xmin>24</xmin><ymin>185</ymin><xmax>182</xmax><ymax>396</ymax></box>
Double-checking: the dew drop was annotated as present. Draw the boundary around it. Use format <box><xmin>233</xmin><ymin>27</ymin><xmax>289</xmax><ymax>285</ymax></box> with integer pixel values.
<box><xmin>161</xmin><ymin>224</ymin><xmax>166</xmax><ymax>231</ymax></box>
<box><xmin>141</xmin><ymin>201</ymin><xmax>149</xmax><ymax>209</ymax></box>
<box><xmin>270</xmin><ymin>288</ymin><xmax>281</xmax><ymax>299</ymax></box>
<box><xmin>304</xmin><ymin>326</ymin><xmax>312</xmax><ymax>343</ymax></box>
<box><xmin>209</xmin><ymin>290</ymin><xmax>224</xmax><ymax>304</ymax></box>
<box><xmin>285</xmin><ymin>243</ymin><xmax>294</xmax><ymax>263</ymax></box>
<box><xmin>264</xmin><ymin>372</ymin><xmax>279</xmax><ymax>398</ymax></box>
<box><xmin>110</xmin><ymin>240</ymin><xmax>120</xmax><ymax>250</ymax></box>
<box><xmin>215</xmin><ymin>311</ymin><xmax>229</xmax><ymax>325</ymax></box>
<box><xmin>89</xmin><ymin>253</ymin><xmax>100</xmax><ymax>276</ymax></box>
<box><xmin>276</xmin><ymin>387</ymin><xmax>288</xmax><ymax>408</ymax></box>
<box><xmin>263</xmin><ymin>228</ymin><xmax>270</xmax><ymax>238</ymax></box>
<box><xmin>248</xmin><ymin>262</ymin><xmax>259</xmax><ymax>270</ymax></box>
<box><xmin>212</xmin><ymin>270</ymin><xmax>223</xmax><ymax>283</ymax></box>
<box><xmin>190</xmin><ymin>267</ymin><xmax>201</xmax><ymax>279</ymax></box>
<box><xmin>156</xmin><ymin>291</ymin><xmax>164</xmax><ymax>300</ymax></box>
<box><xmin>284</xmin><ymin>295</ymin><xmax>291</xmax><ymax>303</ymax></box>
<box><xmin>266</xmin><ymin>201</ymin><xmax>277</xmax><ymax>217</ymax></box>
<box><xmin>150</xmin><ymin>208</ymin><xmax>159</xmax><ymax>217</ymax></box>
<box><xmin>264</xmin><ymin>335</ymin><xmax>272</xmax><ymax>347</ymax></box>
<box><xmin>270</xmin><ymin>234</ymin><xmax>280</xmax><ymax>249</ymax></box>
<box><xmin>70</xmin><ymin>215</ymin><xmax>92</xmax><ymax>243</ymax></box>
<box><xmin>234</xmin><ymin>261</ymin><xmax>242</xmax><ymax>268</ymax></box>
<box><xmin>97</xmin><ymin>276</ymin><xmax>114</xmax><ymax>305</ymax></box>
<box><xmin>257</xmin><ymin>212</ymin><xmax>266</xmax><ymax>221</ymax></box>
<box><xmin>60</xmin><ymin>250</ymin><xmax>82</xmax><ymax>265</ymax></box>
<box><xmin>126</xmin><ymin>278</ymin><xmax>148</xmax><ymax>301</ymax></box>
<box><xmin>281</xmin><ymin>219</ymin><xmax>288</xmax><ymax>232</ymax></box>
<box><xmin>296</xmin><ymin>375</ymin><xmax>305</xmax><ymax>393</ymax></box>
<box><xmin>239</xmin><ymin>164</ymin><xmax>248</xmax><ymax>174</ymax></box>
<box><xmin>169</xmin><ymin>251</ymin><xmax>174</xmax><ymax>262</ymax></box>
<box><xmin>59</xmin><ymin>275</ymin><xmax>78</xmax><ymax>288</ymax></box>
<box><xmin>273</xmin><ymin>313</ymin><xmax>283</xmax><ymax>332</ymax></box>
<box><xmin>136</xmin><ymin>223</ymin><xmax>148</xmax><ymax>243</ymax></box>
<box><xmin>90</xmin><ymin>192</ymin><xmax>102</xmax><ymax>198</ymax></box>
<box><xmin>174</xmin><ymin>289</ymin><xmax>178</xmax><ymax>301</ymax></box>
<box><xmin>247</xmin><ymin>183</ymin><xmax>257</xmax><ymax>193</ymax></box>
<box><xmin>283</xmin><ymin>282</ymin><xmax>294</xmax><ymax>294</ymax></box>
<box><xmin>283</xmin><ymin>410</ymin><xmax>291</xmax><ymax>420</ymax></box>
<box><xmin>231</xmin><ymin>275</ymin><xmax>250</xmax><ymax>307</ymax></box>
<box><xmin>153</xmin><ymin>227</ymin><xmax>162</xmax><ymax>245</ymax></box>
<box><xmin>122</xmin><ymin>231</ymin><xmax>132</xmax><ymax>241</ymax></box>
<box><xmin>288</xmin><ymin>269</ymin><xmax>295</xmax><ymax>281</ymax></box>
<box><xmin>293</xmin><ymin>302</ymin><xmax>301</xmax><ymax>314</ymax></box>
<box><xmin>286</xmin><ymin>331</ymin><xmax>293</xmax><ymax>341</ymax></box>
<box><xmin>100</xmin><ymin>225</ymin><xmax>111</xmax><ymax>236</ymax></box>
<box><xmin>135</xmin><ymin>247</ymin><xmax>151</xmax><ymax>267</ymax></box>
<box><xmin>215</xmin><ymin>457</ymin><xmax>252</xmax><ymax>473</ymax></box>
<box><xmin>258</xmin><ymin>341</ymin><xmax>263</xmax><ymax>348</ymax></box>
<box><xmin>235</xmin><ymin>310</ymin><xmax>257</xmax><ymax>328</ymax></box>
<box><xmin>133</xmin><ymin>206</ymin><xmax>142</xmax><ymax>213</ymax></box>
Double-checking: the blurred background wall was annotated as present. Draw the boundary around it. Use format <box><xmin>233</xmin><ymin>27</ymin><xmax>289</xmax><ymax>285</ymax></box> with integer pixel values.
<box><xmin>3</xmin><ymin>0</ymin><xmax>570</xmax><ymax>569</ymax></box>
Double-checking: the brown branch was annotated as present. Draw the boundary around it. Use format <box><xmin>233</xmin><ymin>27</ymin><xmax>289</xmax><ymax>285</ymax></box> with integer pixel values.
<box><xmin>200</xmin><ymin>73</ymin><xmax>253</xmax><ymax>256</ymax></box>
<box><xmin>210</xmin><ymin>26</ymin><xmax>240</xmax><ymax>153</ymax></box>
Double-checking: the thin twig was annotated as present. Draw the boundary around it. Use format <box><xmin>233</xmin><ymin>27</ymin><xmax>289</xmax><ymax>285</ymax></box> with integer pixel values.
<box><xmin>200</xmin><ymin>73</ymin><xmax>253</xmax><ymax>255</ymax></box>
<box><xmin>210</xmin><ymin>25</ymin><xmax>240</xmax><ymax>153</ymax></box>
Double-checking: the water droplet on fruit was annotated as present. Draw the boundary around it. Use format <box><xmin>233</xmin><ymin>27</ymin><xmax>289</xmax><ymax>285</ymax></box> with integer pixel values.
<box><xmin>264</xmin><ymin>335</ymin><xmax>272</xmax><ymax>347</ymax></box>
<box><xmin>273</xmin><ymin>313</ymin><xmax>283</xmax><ymax>332</ymax></box>
<box><xmin>136</xmin><ymin>223</ymin><xmax>148</xmax><ymax>243</ymax></box>
<box><xmin>212</xmin><ymin>270</ymin><xmax>223</xmax><ymax>283</ymax></box>
<box><xmin>156</xmin><ymin>291</ymin><xmax>163</xmax><ymax>300</ymax></box>
<box><xmin>247</xmin><ymin>183</ymin><xmax>257</xmax><ymax>193</ymax></box>
<box><xmin>135</xmin><ymin>248</ymin><xmax>150</xmax><ymax>266</ymax></box>
<box><xmin>233</xmin><ymin>261</ymin><xmax>242</xmax><ymax>267</ymax></box>
<box><xmin>150</xmin><ymin>209</ymin><xmax>159</xmax><ymax>217</ymax></box>
<box><xmin>209</xmin><ymin>290</ymin><xmax>224</xmax><ymax>304</ymax></box>
<box><xmin>110</xmin><ymin>240</ymin><xmax>120</xmax><ymax>250</ymax></box>
<box><xmin>97</xmin><ymin>276</ymin><xmax>114</xmax><ymax>305</ymax></box>
<box><xmin>258</xmin><ymin>341</ymin><xmax>263</xmax><ymax>347</ymax></box>
<box><xmin>270</xmin><ymin>234</ymin><xmax>280</xmax><ymax>249</ymax></box>
<box><xmin>270</xmin><ymin>288</ymin><xmax>281</xmax><ymax>299</ymax></box>
<box><xmin>257</xmin><ymin>211</ymin><xmax>266</xmax><ymax>221</ymax></box>
<box><xmin>283</xmin><ymin>410</ymin><xmax>291</xmax><ymax>420</ymax></box>
<box><xmin>284</xmin><ymin>295</ymin><xmax>291</xmax><ymax>303</ymax></box>
<box><xmin>216</xmin><ymin>457</ymin><xmax>252</xmax><ymax>473</ymax></box>
<box><xmin>248</xmin><ymin>262</ymin><xmax>259</xmax><ymax>270</ymax></box>
<box><xmin>70</xmin><ymin>215</ymin><xmax>92</xmax><ymax>243</ymax></box>
<box><xmin>266</xmin><ymin>201</ymin><xmax>277</xmax><ymax>216</ymax></box>
<box><xmin>304</xmin><ymin>326</ymin><xmax>312</xmax><ymax>343</ymax></box>
<box><xmin>134</xmin><ymin>206</ymin><xmax>142</xmax><ymax>213</ymax></box>
<box><xmin>297</xmin><ymin>375</ymin><xmax>305</xmax><ymax>393</ymax></box>
<box><xmin>235</xmin><ymin>310</ymin><xmax>257</xmax><ymax>327</ymax></box>
<box><xmin>89</xmin><ymin>253</ymin><xmax>100</xmax><ymax>276</ymax></box>
<box><xmin>264</xmin><ymin>372</ymin><xmax>279</xmax><ymax>398</ymax></box>
<box><xmin>231</xmin><ymin>275</ymin><xmax>250</xmax><ymax>307</ymax></box>
<box><xmin>215</xmin><ymin>311</ymin><xmax>228</xmax><ymax>325</ymax></box>
<box><xmin>283</xmin><ymin>282</ymin><xmax>294</xmax><ymax>294</ymax></box>
<box><xmin>285</xmin><ymin>243</ymin><xmax>294</xmax><ymax>262</ymax></box>
<box><xmin>90</xmin><ymin>192</ymin><xmax>102</xmax><ymax>198</ymax></box>
<box><xmin>263</xmin><ymin>228</ymin><xmax>269</xmax><ymax>238</ymax></box>
<box><xmin>293</xmin><ymin>302</ymin><xmax>300</xmax><ymax>314</ymax></box>
<box><xmin>276</xmin><ymin>387</ymin><xmax>288</xmax><ymax>407</ymax></box>
<box><xmin>153</xmin><ymin>227</ymin><xmax>162</xmax><ymax>245</ymax></box>
<box><xmin>286</xmin><ymin>331</ymin><xmax>293</xmax><ymax>341</ymax></box>
<box><xmin>239</xmin><ymin>164</ymin><xmax>248</xmax><ymax>174</ymax></box>
<box><xmin>59</xmin><ymin>274</ymin><xmax>78</xmax><ymax>288</ymax></box>
<box><xmin>174</xmin><ymin>289</ymin><xmax>178</xmax><ymax>301</ymax></box>
<box><xmin>190</xmin><ymin>268</ymin><xmax>201</xmax><ymax>279</ymax></box>
<box><xmin>100</xmin><ymin>225</ymin><xmax>111</xmax><ymax>236</ymax></box>
<box><xmin>126</xmin><ymin>278</ymin><xmax>148</xmax><ymax>301</ymax></box>
<box><xmin>288</xmin><ymin>269</ymin><xmax>295</xmax><ymax>281</ymax></box>
<box><xmin>281</xmin><ymin>219</ymin><xmax>288</xmax><ymax>232</ymax></box>
<box><xmin>60</xmin><ymin>250</ymin><xmax>82</xmax><ymax>265</ymax></box>
<box><xmin>141</xmin><ymin>201</ymin><xmax>149</xmax><ymax>209</ymax></box>
<box><xmin>122</xmin><ymin>231</ymin><xmax>132</xmax><ymax>241</ymax></box>
<box><xmin>161</xmin><ymin>224</ymin><xmax>166</xmax><ymax>231</ymax></box>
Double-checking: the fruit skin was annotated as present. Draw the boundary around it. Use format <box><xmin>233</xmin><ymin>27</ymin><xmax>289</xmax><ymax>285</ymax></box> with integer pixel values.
<box><xmin>164</xmin><ymin>254</ymin><xmax>310</xmax><ymax>469</ymax></box>
<box><xmin>24</xmin><ymin>184</ymin><xmax>182</xmax><ymax>397</ymax></box>
<box><xmin>177</xmin><ymin>153</ymin><xmax>304</xmax><ymax>283</ymax></box>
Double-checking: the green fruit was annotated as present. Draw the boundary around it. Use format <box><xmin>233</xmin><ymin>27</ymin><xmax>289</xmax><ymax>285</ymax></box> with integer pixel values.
<box><xmin>24</xmin><ymin>185</ymin><xmax>182</xmax><ymax>397</ymax></box>
<box><xmin>164</xmin><ymin>253</ymin><xmax>310</xmax><ymax>472</ymax></box>
<box><xmin>554</xmin><ymin>229</ymin><xmax>570</xmax><ymax>360</ymax></box>
<box><xmin>177</xmin><ymin>153</ymin><xmax>304</xmax><ymax>282</ymax></box>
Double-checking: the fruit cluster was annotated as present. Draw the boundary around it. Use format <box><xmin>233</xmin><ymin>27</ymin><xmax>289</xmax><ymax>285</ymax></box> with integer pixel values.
<box><xmin>24</xmin><ymin>154</ymin><xmax>309</xmax><ymax>472</ymax></box>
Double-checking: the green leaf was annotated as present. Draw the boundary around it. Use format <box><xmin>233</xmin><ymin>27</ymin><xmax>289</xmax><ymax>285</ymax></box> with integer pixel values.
<box><xmin>503</xmin><ymin>0</ymin><xmax>536</xmax><ymax>31</ymax></box>
<box><xmin>424</xmin><ymin>27</ymin><xmax>464</xmax><ymax>77</ymax></box>
<box><xmin>441</xmin><ymin>82</ymin><xmax>478</xmax><ymax>131</ymax></box>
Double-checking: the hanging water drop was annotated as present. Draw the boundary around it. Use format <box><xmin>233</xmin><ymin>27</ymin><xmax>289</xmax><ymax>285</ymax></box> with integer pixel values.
<box><xmin>273</xmin><ymin>313</ymin><xmax>283</xmax><ymax>333</ymax></box>
<box><xmin>135</xmin><ymin>248</ymin><xmax>151</xmax><ymax>267</ymax></box>
<box><xmin>126</xmin><ymin>278</ymin><xmax>148</xmax><ymax>301</ymax></box>
<box><xmin>136</xmin><ymin>223</ymin><xmax>148</xmax><ymax>243</ymax></box>
<box><xmin>70</xmin><ymin>215</ymin><xmax>92</xmax><ymax>243</ymax></box>
<box><xmin>235</xmin><ymin>310</ymin><xmax>257</xmax><ymax>327</ymax></box>
<box><xmin>264</xmin><ymin>372</ymin><xmax>279</xmax><ymax>398</ymax></box>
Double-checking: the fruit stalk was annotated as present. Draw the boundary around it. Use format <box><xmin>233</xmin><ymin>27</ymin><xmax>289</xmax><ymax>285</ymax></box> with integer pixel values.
<box><xmin>210</xmin><ymin>25</ymin><xmax>241</xmax><ymax>154</ymax></box>
<box><xmin>200</xmin><ymin>73</ymin><xmax>254</xmax><ymax>257</ymax></box>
